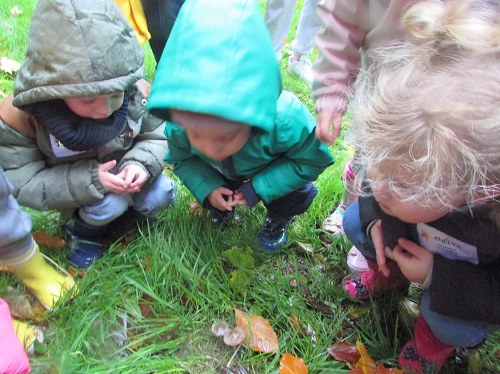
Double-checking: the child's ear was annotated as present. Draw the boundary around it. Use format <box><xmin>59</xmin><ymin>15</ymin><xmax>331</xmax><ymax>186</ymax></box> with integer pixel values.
<box><xmin>135</xmin><ymin>78</ymin><xmax>151</xmax><ymax>98</ymax></box>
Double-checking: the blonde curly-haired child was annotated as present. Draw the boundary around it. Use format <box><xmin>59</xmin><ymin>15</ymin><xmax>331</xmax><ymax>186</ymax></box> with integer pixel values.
<box><xmin>342</xmin><ymin>1</ymin><xmax>500</xmax><ymax>372</ymax></box>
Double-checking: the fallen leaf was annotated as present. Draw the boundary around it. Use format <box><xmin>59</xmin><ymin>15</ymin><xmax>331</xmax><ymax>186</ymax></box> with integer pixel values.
<box><xmin>327</xmin><ymin>342</ymin><xmax>360</xmax><ymax>366</ymax></box>
<box><xmin>229</xmin><ymin>269</ymin><xmax>253</xmax><ymax>293</ymax></box>
<box><xmin>352</xmin><ymin>341</ymin><xmax>376</xmax><ymax>373</ymax></box>
<box><xmin>349</xmin><ymin>341</ymin><xmax>403</xmax><ymax>374</ymax></box>
<box><xmin>280</xmin><ymin>352</ymin><xmax>308</xmax><ymax>374</ymax></box>
<box><xmin>234</xmin><ymin>308</ymin><xmax>279</xmax><ymax>353</ymax></box>
<box><xmin>289</xmin><ymin>314</ymin><xmax>306</xmax><ymax>336</ymax></box>
<box><xmin>33</xmin><ymin>231</ymin><xmax>66</xmax><ymax>250</ymax></box>
<box><xmin>66</xmin><ymin>266</ymin><xmax>86</xmax><ymax>278</ymax></box>
<box><xmin>2</xmin><ymin>288</ymin><xmax>36</xmax><ymax>320</ymax></box>
<box><xmin>139</xmin><ymin>294</ymin><xmax>155</xmax><ymax>319</ymax></box>
<box><xmin>0</xmin><ymin>264</ymin><xmax>10</xmax><ymax>272</ymax></box>
<box><xmin>224</xmin><ymin>247</ymin><xmax>255</xmax><ymax>270</ymax></box>
<box><xmin>295</xmin><ymin>242</ymin><xmax>314</xmax><ymax>253</ymax></box>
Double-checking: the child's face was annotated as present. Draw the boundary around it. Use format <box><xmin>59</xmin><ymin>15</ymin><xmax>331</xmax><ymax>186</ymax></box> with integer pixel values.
<box><xmin>64</xmin><ymin>92</ymin><xmax>124</xmax><ymax>119</ymax></box>
<box><xmin>367</xmin><ymin>164</ymin><xmax>465</xmax><ymax>224</ymax></box>
<box><xmin>170</xmin><ymin>110</ymin><xmax>251</xmax><ymax>161</ymax></box>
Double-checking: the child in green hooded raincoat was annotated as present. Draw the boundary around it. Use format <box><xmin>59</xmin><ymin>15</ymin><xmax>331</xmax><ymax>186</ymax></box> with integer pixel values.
<box><xmin>148</xmin><ymin>0</ymin><xmax>334</xmax><ymax>252</ymax></box>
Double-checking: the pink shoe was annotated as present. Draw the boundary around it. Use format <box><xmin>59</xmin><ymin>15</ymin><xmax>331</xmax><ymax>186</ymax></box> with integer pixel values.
<box><xmin>0</xmin><ymin>299</ymin><xmax>30</xmax><ymax>374</ymax></box>
<box><xmin>399</xmin><ymin>316</ymin><xmax>454</xmax><ymax>373</ymax></box>
<box><xmin>346</xmin><ymin>246</ymin><xmax>369</xmax><ymax>273</ymax></box>
<box><xmin>342</xmin><ymin>260</ymin><xmax>409</xmax><ymax>300</ymax></box>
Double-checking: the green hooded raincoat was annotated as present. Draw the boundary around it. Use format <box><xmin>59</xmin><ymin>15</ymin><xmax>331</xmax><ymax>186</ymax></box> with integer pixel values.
<box><xmin>148</xmin><ymin>0</ymin><xmax>334</xmax><ymax>206</ymax></box>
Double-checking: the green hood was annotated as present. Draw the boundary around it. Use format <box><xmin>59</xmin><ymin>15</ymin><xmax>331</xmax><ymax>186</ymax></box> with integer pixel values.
<box><xmin>148</xmin><ymin>0</ymin><xmax>281</xmax><ymax>132</ymax></box>
<box><xmin>13</xmin><ymin>0</ymin><xmax>144</xmax><ymax>107</ymax></box>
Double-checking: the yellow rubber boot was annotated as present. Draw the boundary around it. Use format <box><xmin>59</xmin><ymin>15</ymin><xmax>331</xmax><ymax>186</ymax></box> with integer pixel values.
<box><xmin>13</xmin><ymin>319</ymin><xmax>43</xmax><ymax>353</ymax></box>
<box><xmin>11</xmin><ymin>243</ymin><xmax>77</xmax><ymax>310</ymax></box>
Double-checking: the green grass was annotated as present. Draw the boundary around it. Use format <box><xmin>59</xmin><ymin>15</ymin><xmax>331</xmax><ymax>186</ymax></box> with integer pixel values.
<box><xmin>1</xmin><ymin>1</ymin><xmax>499</xmax><ymax>373</ymax></box>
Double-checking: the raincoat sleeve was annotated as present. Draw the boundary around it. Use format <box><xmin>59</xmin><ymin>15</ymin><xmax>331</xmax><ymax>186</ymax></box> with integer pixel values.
<box><xmin>164</xmin><ymin>124</ymin><xmax>226</xmax><ymax>204</ymax></box>
<box><xmin>118</xmin><ymin>85</ymin><xmax>168</xmax><ymax>181</ymax></box>
<box><xmin>312</xmin><ymin>0</ymin><xmax>368</xmax><ymax>114</ymax></box>
<box><xmin>250</xmin><ymin>92</ymin><xmax>334</xmax><ymax>203</ymax></box>
<box><xmin>0</xmin><ymin>98</ymin><xmax>103</xmax><ymax>211</ymax></box>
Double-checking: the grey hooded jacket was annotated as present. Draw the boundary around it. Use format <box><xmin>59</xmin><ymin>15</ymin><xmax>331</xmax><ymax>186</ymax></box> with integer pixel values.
<box><xmin>0</xmin><ymin>0</ymin><xmax>168</xmax><ymax>211</ymax></box>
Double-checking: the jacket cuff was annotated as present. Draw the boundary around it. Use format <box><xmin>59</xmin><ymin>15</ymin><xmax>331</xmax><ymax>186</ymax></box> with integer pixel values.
<box><xmin>91</xmin><ymin>164</ymin><xmax>108</xmax><ymax>194</ymax></box>
<box><xmin>239</xmin><ymin>181</ymin><xmax>260</xmax><ymax>207</ymax></box>
<box><xmin>313</xmin><ymin>93</ymin><xmax>347</xmax><ymax>115</ymax></box>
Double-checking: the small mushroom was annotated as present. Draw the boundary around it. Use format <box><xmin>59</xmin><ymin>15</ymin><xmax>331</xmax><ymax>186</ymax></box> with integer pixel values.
<box><xmin>223</xmin><ymin>326</ymin><xmax>245</xmax><ymax>346</ymax></box>
<box><xmin>211</xmin><ymin>321</ymin><xmax>230</xmax><ymax>337</ymax></box>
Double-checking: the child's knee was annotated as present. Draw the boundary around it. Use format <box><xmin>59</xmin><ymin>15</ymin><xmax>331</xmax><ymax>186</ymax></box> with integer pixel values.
<box><xmin>342</xmin><ymin>202</ymin><xmax>361</xmax><ymax>239</ymax></box>
<box><xmin>79</xmin><ymin>194</ymin><xmax>131</xmax><ymax>225</ymax></box>
<box><xmin>133</xmin><ymin>174</ymin><xmax>176</xmax><ymax>217</ymax></box>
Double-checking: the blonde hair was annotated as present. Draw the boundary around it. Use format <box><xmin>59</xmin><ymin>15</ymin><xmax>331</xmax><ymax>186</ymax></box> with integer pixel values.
<box><xmin>348</xmin><ymin>0</ymin><xmax>500</xmax><ymax>221</ymax></box>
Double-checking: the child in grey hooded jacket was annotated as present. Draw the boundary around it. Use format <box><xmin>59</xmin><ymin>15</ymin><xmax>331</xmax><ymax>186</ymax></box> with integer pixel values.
<box><xmin>0</xmin><ymin>0</ymin><xmax>175</xmax><ymax>268</ymax></box>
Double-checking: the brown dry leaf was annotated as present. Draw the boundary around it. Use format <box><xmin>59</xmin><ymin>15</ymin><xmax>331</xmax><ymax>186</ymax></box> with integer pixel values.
<box><xmin>33</xmin><ymin>231</ymin><xmax>66</xmax><ymax>250</ymax></box>
<box><xmin>31</xmin><ymin>302</ymin><xmax>49</xmax><ymax>322</ymax></box>
<box><xmin>0</xmin><ymin>264</ymin><xmax>10</xmax><ymax>272</ymax></box>
<box><xmin>327</xmin><ymin>341</ymin><xmax>360</xmax><ymax>367</ymax></box>
<box><xmin>289</xmin><ymin>314</ymin><xmax>306</xmax><ymax>336</ymax></box>
<box><xmin>139</xmin><ymin>256</ymin><xmax>152</xmax><ymax>272</ymax></box>
<box><xmin>234</xmin><ymin>308</ymin><xmax>279</xmax><ymax>353</ymax></box>
<box><xmin>279</xmin><ymin>352</ymin><xmax>308</xmax><ymax>374</ymax></box>
<box><xmin>349</xmin><ymin>341</ymin><xmax>403</xmax><ymax>374</ymax></box>
<box><xmin>139</xmin><ymin>294</ymin><xmax>156</xmax><ymax>319</ymax></box>
<box><xmin>67</xmin><ymin>266</ymin><xmax>86</xmax><ymax>278</ymax></box>
<box><xmin>2</xmin><ymin>288</ymin><xmax>36</xmax><ymax>320</ymax></box>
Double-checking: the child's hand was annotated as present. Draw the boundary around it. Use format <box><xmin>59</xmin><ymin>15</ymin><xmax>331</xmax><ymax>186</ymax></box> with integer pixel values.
<box><xmin>232</xmin><ymin>190</ymin><xmax>247</xmax><ymax>206</ymax></box>
<box><xmin>116</xmin><ymin>164</ymin><xmax>148</xmax><ymax>192</ymax></box>
<box><xmin>98</xmin><ymin>160</ymin><xmax>128</xmax><ymax>193</ymax></box>
<box><xmin>370</xmin><ymin>220</ymin><xmax>392</xmax><ymax>277</ymax></box>
<box><xmin>207</xmin><ymin>187</ymin><xmax>235</xmax><ymax>211</ymax></box>
<box><xmin>390</xmin><ymin>238</ymin><xmax>434</xmax><ymax>284</ymax></box>
<box><xmin>316</xmin><ymin>110</ymin><xmax>343</xmax><ymax>144</ymax></box>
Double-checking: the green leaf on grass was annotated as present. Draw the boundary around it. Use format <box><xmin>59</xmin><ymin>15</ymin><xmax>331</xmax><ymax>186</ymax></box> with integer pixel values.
<box><xmin>224</xmin><ymin>246</ymin><xmax>255</xmax><ymax>270</ymax></box>
<box><xmin>229</xmin><ymin>269</ymin><xmax>253</xmax><ymax>293</ymax></box>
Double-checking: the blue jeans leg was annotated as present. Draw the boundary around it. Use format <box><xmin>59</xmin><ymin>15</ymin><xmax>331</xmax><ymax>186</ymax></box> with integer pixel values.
<box><xmin>132</xmin><ymin>173</ymin><xmax>176</xmax><ymax>217</ymax></box>
<box><xmin>79</xmin><ymin>174</ymin><xmax>176</xmax><ymax>225</ymax></box>
<box><xmin>78</xmin><ymin>193</ymin><xmax>131</xmax><ymax>226</ymax></box>
<box><xmin>420</xmin><ymin>291</ymin><xmax>498</xmax><ymax>348</ymax></box>
<box><xmin>342</xmin><ymin>202</ymin><xmax>377</xmax><ymax>261</ymax></box>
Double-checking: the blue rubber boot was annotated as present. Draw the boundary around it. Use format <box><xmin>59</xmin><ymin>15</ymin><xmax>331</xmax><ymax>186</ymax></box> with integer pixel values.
<box><xmin>64</xmin><ymin>215</ymin><xmax>108</xmax><ymax>269</ymax></box>
<box><xmin>258</xmin><ymin>215</ymin><xmax>292</xmax><ymax>252</ymax></box>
